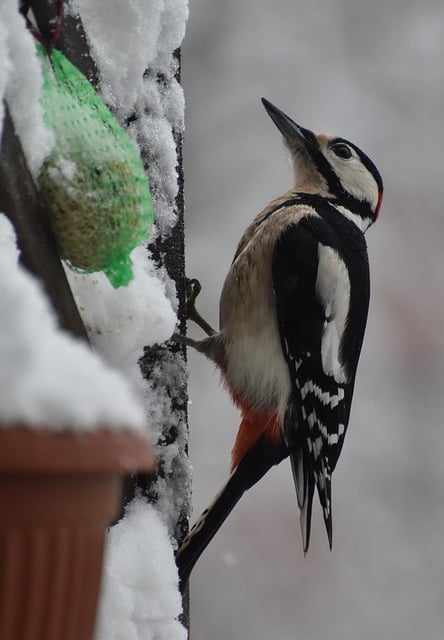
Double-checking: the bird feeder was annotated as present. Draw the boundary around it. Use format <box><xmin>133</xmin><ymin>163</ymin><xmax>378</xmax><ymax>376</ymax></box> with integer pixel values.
<box><xmin>37</xmin><ymin>46</ymin><xmax>154</xmax><ymax>288</ymax></box>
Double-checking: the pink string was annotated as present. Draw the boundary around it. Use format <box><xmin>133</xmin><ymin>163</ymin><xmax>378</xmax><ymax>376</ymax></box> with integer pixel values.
<box><xmin>25</xmin><ymin>0</ymin><xmax>64</xmax><ymax>53</ymax></box>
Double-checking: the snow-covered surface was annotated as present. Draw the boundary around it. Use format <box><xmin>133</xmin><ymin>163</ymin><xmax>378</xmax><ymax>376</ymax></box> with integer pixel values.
<box><xmin>95</xmin><ymin>498</ymin><xmax>186</xmax><ymax>640</ymax></box>
<box><xmin>140</xmin><ymin>347</ymin><xmax>190</xmax><ymax>535</ymax></box>
<box><xmin>76</xmin><ymin>0</ymin><xmax>187</xmax><ymax>235</ymax></box>
<box><xmin>65</xmin><ymin>247</ymin><xmax>176</xmax><ymax>392</ymax></box>
<box><xmin>0</xmin><ymin>214</ymin><xmax>146</xmax><ymax>432</ymax></box>
<box><xmin>183</xmin><ymin>1</ymin><xmax>444</xmax><ymax>639</ymax></box>
<box><xmin>0</xmin><ymin>0</ymin><xmax>53</xmax><ymax>176</ymax></box>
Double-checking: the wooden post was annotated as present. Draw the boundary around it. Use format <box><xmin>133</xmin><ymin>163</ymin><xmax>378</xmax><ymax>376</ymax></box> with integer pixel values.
<box><xmin>0</xmin><ymin>102</ymin><xmax>88</xmax><ymax>340</ymax></box>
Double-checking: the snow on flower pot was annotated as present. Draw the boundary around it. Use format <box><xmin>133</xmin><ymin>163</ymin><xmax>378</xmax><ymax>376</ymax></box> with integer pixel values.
<box><xmin>0</xmin><ymin>426</ymin><xmax>155</xmax><ymax>640</ymax></box>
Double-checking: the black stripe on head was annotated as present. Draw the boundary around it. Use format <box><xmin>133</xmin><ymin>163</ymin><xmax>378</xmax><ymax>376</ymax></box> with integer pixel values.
<box><xmin>303</xmin><ymin>135</ymin><xmax>349</xmax><ymax>199</ymax></box>
<box><xmin>306</xmin><ymin>136</ymin><xmax>382</xmax><ymax>220</ymax></box>
<box><xmin>333</xmin><ymin>137</ymin><xmax>384</xmax><ymax>196</ymax></box>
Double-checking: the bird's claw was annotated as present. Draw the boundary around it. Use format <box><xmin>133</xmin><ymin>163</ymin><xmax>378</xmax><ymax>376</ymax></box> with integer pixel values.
<box><xmin>185</xmin><ymin>278</ymin><xmax>202</xmax><ymax>317</ymax></box>
<box><xmin>184</xmin><ymin>277</ymin><xmax>216</xmax><ymax>337</ymax></box>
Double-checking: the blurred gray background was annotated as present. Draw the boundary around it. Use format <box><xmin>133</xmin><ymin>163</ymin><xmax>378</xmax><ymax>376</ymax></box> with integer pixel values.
<box><xmin>182</xmin><ymin>1</ymin><xmax>444</xmax><ymax>638</ymax></box>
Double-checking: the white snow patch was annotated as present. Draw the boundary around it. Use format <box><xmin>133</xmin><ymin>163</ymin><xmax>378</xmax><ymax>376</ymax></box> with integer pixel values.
<box><xmin>140</xmin><ymin>350</ymin><xmax>191</xmax><ymax>534</ymax></box>
<box><xmin>77</xmin><ymin>0</ymin><xmax>188</xmax><ymax>236</ymax></box>
<box><xmin>75</xmin><ymin>0</ymin><xmax>164</xmax><ymax>118</ymax></box>
<box><xmin>65</xmin><ymin>246</ymin><xmax>176</xmax><ymax>392</ymax></box>
<box><xmin>76</xmin><ymin>0</ymin><xmax>188</xmax><ymax>119</ymax></box>
<box><xmin>0</xmin><ymin>0</ymin><xmax>54</xmax><ymax>176</ymax></box>
<box><xmin>0</xmin><ymin>215</ymin><xmax>146</xmax><ymax>432</ymax></box>
<box><xmin>128</xmin><ymin>110</ymin><xmax>179</xmax><ymax>234</ymax></box>
<box><xmin>95</xmin><ymin>498</ymin><xmax>186</xmax><ymax>640</ymax></box>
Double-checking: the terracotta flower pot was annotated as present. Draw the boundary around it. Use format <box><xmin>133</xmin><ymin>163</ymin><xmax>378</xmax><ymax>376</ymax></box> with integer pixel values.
<box><xmin>0</xmin><ymin>426</ymin><xmax>155</xmax><ymax>640</ymax></box>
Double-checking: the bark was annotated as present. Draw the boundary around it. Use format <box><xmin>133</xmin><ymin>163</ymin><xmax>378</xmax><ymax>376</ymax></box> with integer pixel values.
<box><xmin>0</xmin><ymin>102</ymin><xmax>88</xmax><ymax>340</ymax></box>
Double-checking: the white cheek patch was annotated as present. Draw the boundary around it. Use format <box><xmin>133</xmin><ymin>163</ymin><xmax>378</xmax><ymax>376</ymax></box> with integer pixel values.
<box><xmin>315</xmin><ymin>244</ymin><xmax>350</xmax><ymax>383</ymax></box>
<box><xmin>334</xmin><ymin>159</ymin><xmax>379</xmax><ymax>212</ymax></box>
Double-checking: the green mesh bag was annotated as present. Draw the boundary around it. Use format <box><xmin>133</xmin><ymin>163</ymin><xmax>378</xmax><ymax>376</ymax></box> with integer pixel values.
<box><xmin>37</xmin><ymin>45</ymin><xmax>153</xmax><ymax>288</ymax></box>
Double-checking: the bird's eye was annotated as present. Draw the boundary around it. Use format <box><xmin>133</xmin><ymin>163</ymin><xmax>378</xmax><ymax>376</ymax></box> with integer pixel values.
<box><xmin>331</xmin><ymin>143</ymin><xmax>352</xmax><ymax>159</ymax></box>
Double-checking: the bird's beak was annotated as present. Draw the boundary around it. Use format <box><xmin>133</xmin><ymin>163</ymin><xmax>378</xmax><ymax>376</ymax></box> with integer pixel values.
<box><xmin>261</xmin><ymin>98</ymin><xmax>316</xmax><ymax>150</ymax></box>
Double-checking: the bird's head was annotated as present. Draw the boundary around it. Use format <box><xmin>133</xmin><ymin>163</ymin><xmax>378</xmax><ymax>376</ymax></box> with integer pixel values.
<box><xmin>261</xmin><ymin>98</ymin><xmax>383</xmax><ymax>231</ymax></box>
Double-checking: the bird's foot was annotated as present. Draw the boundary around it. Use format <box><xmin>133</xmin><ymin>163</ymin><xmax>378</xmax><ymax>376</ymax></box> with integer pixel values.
<box><xmin>185</xmin><ymin>278</ymin><xmax>216</xmax><ymax>337</ymax></box>
<box><xmin>171</xmin><ymin>332</ymin><xmax>201</xmax><ymax>349</ymax></box>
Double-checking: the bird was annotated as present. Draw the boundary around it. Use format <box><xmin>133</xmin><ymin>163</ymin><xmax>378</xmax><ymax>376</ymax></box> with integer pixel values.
<box><xmin>176</xmin><ymin>98</ymin><xmax>383</xmax><ymax>587</ymax></box>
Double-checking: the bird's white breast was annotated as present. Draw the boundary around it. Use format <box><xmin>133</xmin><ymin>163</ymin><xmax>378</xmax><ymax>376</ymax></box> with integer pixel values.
<box><xmin>223</xmin><ymin>321</ymin><xmax>292</xmax><ymax>421</ymax></box>
<box><xmin>218</xmin><ymin>202</ymin><xmax>311</xmax><ymax>420</ymax></box>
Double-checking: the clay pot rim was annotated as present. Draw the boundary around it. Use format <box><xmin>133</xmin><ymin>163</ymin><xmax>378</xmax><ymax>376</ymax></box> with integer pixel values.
<box><xmin>0</xmin><ymin>425</ymin><xmax>155</xmax><ymax>474</ymax></box>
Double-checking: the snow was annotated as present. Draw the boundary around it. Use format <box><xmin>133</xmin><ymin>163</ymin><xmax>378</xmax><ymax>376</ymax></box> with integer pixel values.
<box><xmin>130</xmin><ymin>112</ymin><xmax>179</xmax><ymax>235</ymax></box>
<box><xmin>0</xmin><ymin>214</ymin><xmax>146</xmax><ymax>432</ymax></box>
<box><xmin>76</xmin><ymin>0</ymin><xmax>188</xmax><ymax>237</ymax></box>
<box><xmin>75</xmin><ymin>0</ymin><xmax>187</xmax><ymax>115</ymax></box>
<box><xmin>0</xmin><ymin>0</ymin><xmax>53</xmax><ymax>176</ymax></box>
<box><xmin>95</xmin><ymin>498</ymin><xmax>186</xmax><ymax>640</ymax></box>
<box><xmin>65</xmin><ymin>247</ymin><xmax>177</xmax><ymax>392</ymax></box>
<box><xmin>140</xmin><ymin>348</ymin><xmax>191</xmax><ymax>535</ymax></box>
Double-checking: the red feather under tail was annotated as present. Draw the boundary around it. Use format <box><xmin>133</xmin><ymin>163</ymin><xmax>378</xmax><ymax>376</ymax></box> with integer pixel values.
<box><xmin>231</xmin><ymin>404</ymin><xmax>282</xmax><ymax>471</ymax></box>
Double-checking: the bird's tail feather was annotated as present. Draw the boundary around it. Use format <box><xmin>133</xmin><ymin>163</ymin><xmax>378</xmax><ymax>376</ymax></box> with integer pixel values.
<box><xmin>317</xmin><ymin>461</ymin><xmax>333</xmax><ymax>549</ymax></box>
<box><xmin>176</xmin><ymin>435</ymin><xmax>289</xmax><ymax>587</ymax></box>
<box><xmin>290</xmin><ymin>448</ymin><xmax>315</xmax><ymax>553</ymax></box>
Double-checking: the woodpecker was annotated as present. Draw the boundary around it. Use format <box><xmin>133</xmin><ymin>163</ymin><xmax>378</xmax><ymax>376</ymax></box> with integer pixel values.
<box><xmin>176</xmin><ymin>98</ymin><xmax>383</xmax><ymax>586</ymax></box>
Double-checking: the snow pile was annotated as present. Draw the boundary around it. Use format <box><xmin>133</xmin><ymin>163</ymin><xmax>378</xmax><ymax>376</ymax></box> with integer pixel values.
<box><xmin>0</xmin><ymin>214</ymin><xmax>146</xmax><ymax>432</ymax></box>
<box><xmin>0</xmin><ymin>0</ymin><xmax>53</xmax><ymax>176</ymax></box>
<box><xmin>65</xmin><ymin>250</ymin><xmax>176</xmax><ymax>392</ymax></box>
<box><xmin>77</xmin><ymin>0</ymin><xmax>188</xmax><ymax>234</ymax></box>
<box><xmin>95</xmin><ymin>498</ymin><xmax>186</xmax><ymax>640</ymax></box>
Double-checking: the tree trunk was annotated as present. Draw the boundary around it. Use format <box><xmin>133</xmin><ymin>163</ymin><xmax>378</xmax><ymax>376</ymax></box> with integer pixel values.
<box><xmin>0</xmin><ymin>103</ymin><xmax>88</xmax><ymax>339</ymax></box>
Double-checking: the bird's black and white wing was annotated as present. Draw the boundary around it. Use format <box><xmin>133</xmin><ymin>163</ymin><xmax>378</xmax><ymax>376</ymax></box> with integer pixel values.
<box><xmin>272</xmin><ymin>211</ymin><xmax>370</xmax><ymax>551</ymax></box>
